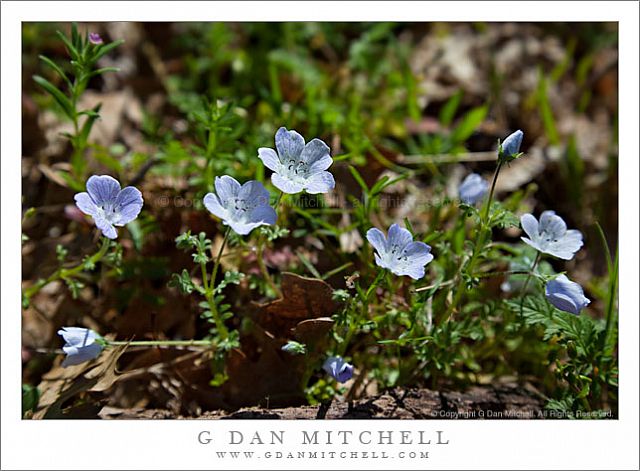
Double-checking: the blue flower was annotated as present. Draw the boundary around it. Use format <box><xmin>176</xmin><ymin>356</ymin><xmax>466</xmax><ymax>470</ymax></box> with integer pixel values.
<box><xmin>501</xmin><ymin>129</ymin><xmax>524</xmax><ymax>158</ymax></box>
<box><xmin>459</xmin><ymin>173</ymin><xmax>489</xmax><ymax>205</ymax></box>
<box><xmin>58</xmin><ymin>327</ymin><xmax>103</xmax><ymax>367</ymax></box>
<box><xmin>520</xmin><ymin>211</ymin><xmax>583</xmax><ymax>260</ymax></box>
<box><xmin>366</xmin><ymin>224</ymin><xmax>434</xmax><ymax>280</ymax></box>
<box><xmin>74</xmin><ymin>175</ymin><xmax>143</xmax><ymax>239</ymax></box>
<box><xmin>323</xmin><ymin>356</ymin><xmax>354</xmax><ymax>383</ymax></box>
<box><xmin>258</xmin><ymin>127</ymin><xmax>335</xmax><ymax>194</ymax></box>
<box><xmin>545</xmin><ymin>274</ymin><xmax>590</xmax><ymax>315</ymax></box>
<box><xmin>204</xmin><ymin>176</ymin><xmax>277</xmax><ymax>235</ymax></box>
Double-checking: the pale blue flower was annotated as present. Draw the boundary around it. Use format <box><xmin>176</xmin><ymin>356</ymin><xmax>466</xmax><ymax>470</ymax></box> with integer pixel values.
<box><xmin>204</xmin><ymin>176</ymin><xmax>277</xmax><ymax>235</ymax></box>
<box><xmin>520</xmin><ymin>211</ymin><xmax>583</xmax><ymax>260</ymax></box>
<box><xmin>545</xmin><ymin>274</ymin><xmax>590</xmax><ymax>315</ymax></box>
<box><xmin>501</xmin><ymin>129</ymin><xmax>524</xmax><ymax>158</ymax></box>
<box><xmin>58</xmin><ymin>327</ymin><xmax>103</xmax><ymax>367</ymax></box>
<box><xmin>74</xmin><ymin>175</ymin><xmax>143</xmax><ymax>239</ymax></box>
<box><xmin>366</xmin><ymin>224</ymin><xmax>434</xmax><ymax>280</ymax></box>
<box><xmin>323</xmin><ymin>356</ymin><xmax>354</xmax><ymax>383</ymax></box>
<box><xmin>459</xmin><ymin>173</ymin><xmax>489</xmax><ymax>204</ymax></box>
<box><xmin>258</xmin><ymin>127</ymin><xmax>335</xmax><ymax>194</ymax></box>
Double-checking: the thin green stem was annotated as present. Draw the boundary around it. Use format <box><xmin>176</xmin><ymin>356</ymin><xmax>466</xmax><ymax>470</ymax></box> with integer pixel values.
<box><xmin>24</xmin><ymin>237</ymin><xmax>111</xmax><ymax>300</ymax></box>
<box><xmin>256</xmin><ymin>241</ymin><xmax>282</xmax><ymax>298</ymax></box>
<box><xmin>255</xmin><ymin>192</ymin><xmax>284</xmax><ymax>298</ymax></box>
<box><xmin>443</xmin><ymin>157</ymin><xmax>504</xmax><ymax>322</ymax></box>
<box><xmin>108</xmin><ymin>339</ymin><xmax>214</xmax><ymax>347</ymax></box>
<box><xmin>338</xmin><ymin>269</ymin><xmax>385</xmax><ymax>357</ymax></box>
<box><xmin>211</xmin><ymin>227</ymin><xmax>231</xmax><ymax>286</ymax></box>
<box><xmin>483</xmin><ymin>160</ymin><xmax>503</xmax><ymax>224</ymax></box>
<box><xmin>519</xmin><ymin>252</ymin><xmax>542</xmax><ymax>315</ymax></box>
<box><xmin>205</xmin><ymin>227</ymin><xmax>231</xmax><ymax>339</ymax></box>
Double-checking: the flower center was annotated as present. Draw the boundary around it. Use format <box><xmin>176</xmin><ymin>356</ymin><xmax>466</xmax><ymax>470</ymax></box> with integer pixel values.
<box><xmin>388</xmin><ymin>244</ymin><xmax>409</xmax><ymax>263</ymax></box>
<box><xmin>539</xmin><ymin>229</ymin><xmax>560</xmax><ymax>244</ymax></box>
<box><xmin>284</xmin><ymin>159</ymin><xmax>309</xmax><ymax>181</ymax></box>
<box><xmin>96</xmin><ymin>202</ymin><xmax>119</xmax><ymax>224</ymax></box>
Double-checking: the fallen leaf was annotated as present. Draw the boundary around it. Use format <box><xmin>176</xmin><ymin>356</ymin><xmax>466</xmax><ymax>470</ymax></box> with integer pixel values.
<box><xmin>33</xmin><ymin>343</ymin><xmax>129</xmax><ymax>419</ymax></box>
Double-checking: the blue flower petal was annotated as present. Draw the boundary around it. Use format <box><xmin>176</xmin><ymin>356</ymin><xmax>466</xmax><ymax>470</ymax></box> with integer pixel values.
<box><xmin>401</xmin><ymin>241</ymin><xmax>433</xmax><ymax>265</ymax></box>
<box><xmin>275</xmin><ymin>127</ymin><xmax>305</xmax><ymax>161</ymax></box>
<box><xmin>86</xmin><ymin>175</ymin><xmax>121</xmax><ymax>206</ymax></box>
<box><xmin>239</xmin><ymin>180</ymin><xmax>271</xmax><ymax>208</ymax></box>
<box><xmin>397</xmin><ymin>264</ymin><xmax>426</xmax><ymax>280</ymax></box>
<box><xmin>61</xmin><ymin>343</ymin><xmax>103</xmax><ymax>367</ymax></box>
<box><xmin>248</xmin><ymin>204</ymin><xmax>277</xmax><ymax>226</ymax></box>
<box><xmin>214</xmin><ymin>175</ymin><xmax>241</xmax><ymax>204</ymax></box>
<box><xmin>114</xmin><ymin>186</ymin><xmax>143</xmax><ymax>225</ymax></box>
<box><xmin>304</xmin><ymin>171</ymin><xmax>335</xmax><ymax>194</ymax></box>
<box><xmin>539</xmin><ymin>210</ymin><xmax>567</xmax><ymax>238</ymax></box>
<box><xmin>94</xmin><ymin>217</ymin><xmax>118</xmax><ymax>239</ymax></box>
<box><xmin>257</xmin><ymin>147</ymin><xmax>280</xmax><ymax>172</ymax></box>
<box><xmin>459</xmin><ymin>173</ymin><xmax>488</xmax><ymax>205</ymax></box>
<box><xmin>366</xmin><ymin>228</ymin><xmax>387</xmax><ymax>254</ymax></box>
<box><xmin>520</xmin><ymin>213</ymin><xmax>539</xmax><ymax>240</ymax></box>
<box><xmin>547</xmin><ymin>230</ymin><xmax>583</xmax><ymax>260</ymax></box>
<box><xmin>387</xmin><ymin>223</ymin><xmax>413</xmax><ymax>248</ymax></box>
<box><xmin>272</xmin><ymin>172</ymin><xmax>304</xmax><ymax>194</ymax></box>
<box><xmin>300</xmin><ymin>138</ymin><xmax>331</xmax><ymax>166</ymax></box>
<box><xmin>502</xmin><ymin>129</ymin><xmax>523</xmax><ymax>157</ymax></box>
<box><xmin>58</xmin><ymin>327</ymin><xmax>103</xmax><ymax>367</ymax></box>
<box><xmin>545</xmin><ymin>274</ymin><xmax>590</xmax><ymax>315</ymax></box>
<box><xmin>74</xmin><ymin>192</ymin><xmax>99</xmax><ymax>216</ymax></box>
<box><xmin>203</xmin><ymin>193</ymin><xmax>228</xmax><ymax>220</ymax></box>
<box><xmin>323</xmin><ymin>356</ymin><xmax>354</xmax><ymax>383</ymax></box>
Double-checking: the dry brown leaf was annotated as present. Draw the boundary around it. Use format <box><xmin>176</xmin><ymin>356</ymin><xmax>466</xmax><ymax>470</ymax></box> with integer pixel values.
<box><xmin>33</xmin><ymin>343</ymin><xmax>128</xmax><ymax>419</ymax></box>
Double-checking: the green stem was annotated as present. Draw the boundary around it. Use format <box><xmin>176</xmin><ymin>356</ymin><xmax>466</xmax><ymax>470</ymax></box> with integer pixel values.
<box><xmin>482</xmin><ymin>160</ymin><xmax>503</xmax><ymax>224</ymax></box>
<box><xmin>519</xmin><ymin>252</ymin><xmax>542</xmax><ymax>315</ymax></box>
<box><xmin>338</xmin><ymin>269</ymin><xmax>385</xmax><ymax>357</ymax></box>
<box><xmin>443</xmin><ymin>157</ymin><xmax>504</xmax><ymax>322</ymax></box>
<box><xmin>205</xmin><ymin>227</ymin><xmax>231</xmax><ymax>339</ymax></box>
<box><xmin>255</xmin><ymin>192</ymin><xmax>285</xmax><ymax>298</ymax></box>
<box><xmin>211</xmin><ymin>227</ymin><xmax>231</xmax><ymax>287</ymax></box>
<box><xmin>602</xmin><ymin>249</ymin><xmax>619</xmax><ymax>353</ymax></box>
<box><xmin>24</xmin><ymin>237</ymin><xmax>111</xmax><ymax>300</ymax></box>
<box><xmin>108</xmin><ymin>339</ymin><xmax>214</xmax><ymax>347</ymax></box>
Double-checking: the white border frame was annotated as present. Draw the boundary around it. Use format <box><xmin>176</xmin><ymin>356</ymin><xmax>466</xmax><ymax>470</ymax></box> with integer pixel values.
<box><xmin>2</xmin><ymin>2</ymin><xmax>638</xmax><ymax>470</ymax></box>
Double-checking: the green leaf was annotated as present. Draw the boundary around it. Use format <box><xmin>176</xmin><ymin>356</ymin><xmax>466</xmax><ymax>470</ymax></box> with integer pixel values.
<box><xmin>348</xmin><ymin>165</ymin><xmax>369</xmax><ymax>194</ymax></box>
<box><xmin>56</xmin><ymin>29</ymin><xmax>79</xmax><ymax>60</ymax></box>
<box><xmin>33</xmin><ymin>75</ymin><xmax>75</xmax><ymax>120</ymax></box>
<box><xmin>92</xmin><ymin>39</ymin><xmax>125</xmax><ymax>62</ymax></box>
<box><xmin>38</xmin><ymin>55</ymin><xmax>72</xmax><ymax>88</ymax></box>
<box><xmin>87</xmin><ymin>66</ymin><xmax>121</xmax><ymax>79</ymax></box>
<box><xmin>439</xmin><ymin>90</ymin><xmax>463</xmax><ymax>127</ymax></box>
<box><xmin>168</xmin><ymin>269</ymin><xmax>195</xmax><ymax>294</ymax></box>
<box><xmin>78</xmin><ymin>103</ymin><xmax>102</xmax><ymax>147</ymax></box>
<box><xmin>451</xmin><ymin>105</ymin><xmax>487</xmax><ymax>144</ymax></box>
<box><xmin>22</xmin><ymin>385</ymin><xmax>40</xmax><ymax>417</ymax></box>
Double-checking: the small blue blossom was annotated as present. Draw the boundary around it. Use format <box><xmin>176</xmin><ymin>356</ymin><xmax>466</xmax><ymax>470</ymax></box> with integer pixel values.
<box><xmin>74</xmin><ymin>175</ymin><xmax>143</xmax><ymax>239</ymax></box>
<box><xmin>258</xmin><ymin>127</ymin><xmax>335</xmax><ymax>194</ymax></box>
<box><xmin>323</xmin><ymin>356</ymin><xmax>354</xmax><ymax>383</ymax></box>
<box><xmin>204</xmin><ymin>176</ymin><xmax>277</xmax><ymax>236</ymax></box>
<box><xmin>88</xmin><ymin>33</ymin><xmax>103</xmax><ymax>45</ymax></box>
<box><xmin>545</xmin><ymin>274</ymin><xmax>591</xmax><ymax>315</ymax></box>
<box><xmin>500</xmin><ymin>129</ymin><xmax>524</xmax><ymax>158</ymax></box>
<box><xmin>520</xmin><ymin>211</ymin><xmax>583</xmax><ymax>260</ymax></box>
<box><xmin>366</xmin><ymin>224</ymin><xmax>434</xmax><ymax>280</ymax></box>
<box><xmin>58</xmin><ymin>327</ymin><xmax>103</xmax><ymax>367</ymax></box>
<box><xmin>459</xmin><ymin>173</ymin><xmax>489</xmax><ymax>205</ymax></box>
